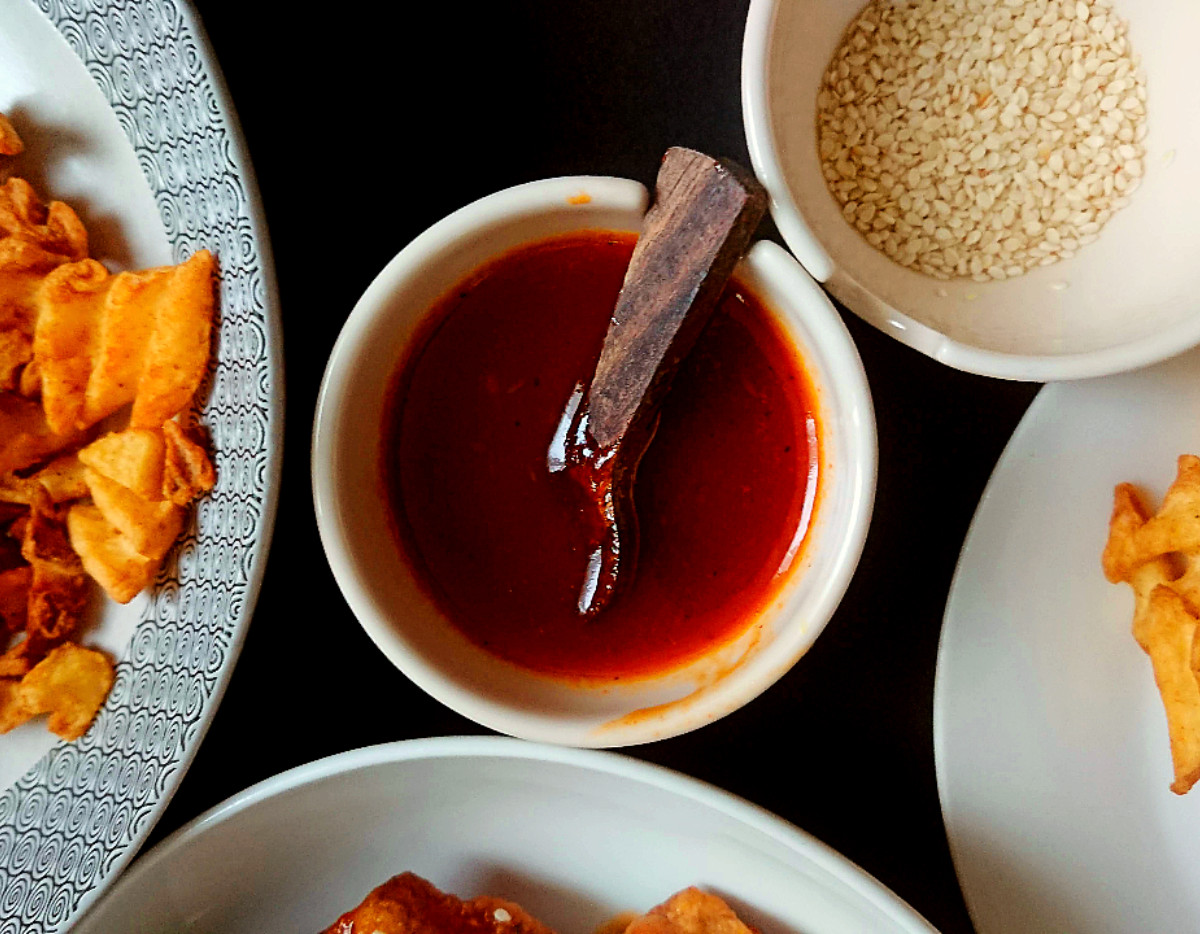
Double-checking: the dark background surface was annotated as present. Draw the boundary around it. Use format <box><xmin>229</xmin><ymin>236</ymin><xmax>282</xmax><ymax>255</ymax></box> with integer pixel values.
<box><xmin>144</xmin><ymin>3</ymin><xmax>1043</xmax><ymax>932</ymax></box>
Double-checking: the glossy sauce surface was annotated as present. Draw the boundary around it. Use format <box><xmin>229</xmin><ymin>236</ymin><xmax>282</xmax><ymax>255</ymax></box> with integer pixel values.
<box><xmin>383</xmin><ymin>232</ymin><xmax>818</xmax><ymax>679</ymax></box>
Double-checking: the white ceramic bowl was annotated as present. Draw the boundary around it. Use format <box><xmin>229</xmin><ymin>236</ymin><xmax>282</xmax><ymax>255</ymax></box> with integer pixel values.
<box><xmin>743</xmin><ymin>0</ymin><xmax>1200</xmax><ymax>380</ymax></box>
<box><xmin>74</xmin><ymin>737</ymin><xmax>937</xmax><ymax>934</ymax></box>
<box><xmin>312</xmin><ymin>176</ymin><xmax>875</xmax><ymax>747</ymax></box>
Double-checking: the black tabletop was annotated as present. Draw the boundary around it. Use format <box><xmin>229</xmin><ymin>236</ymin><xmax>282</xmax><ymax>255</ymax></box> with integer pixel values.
<box><xmin>144</xmin><ymin>4</ymin><xmax>1042</xmax><ymax>932</ymax></box>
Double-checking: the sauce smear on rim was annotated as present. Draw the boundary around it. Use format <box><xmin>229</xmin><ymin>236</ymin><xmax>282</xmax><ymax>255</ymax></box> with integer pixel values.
<box><xmin>382</xmin><ymin>231</ymin><xmax>818</xmax><ymax>680</ymax></box>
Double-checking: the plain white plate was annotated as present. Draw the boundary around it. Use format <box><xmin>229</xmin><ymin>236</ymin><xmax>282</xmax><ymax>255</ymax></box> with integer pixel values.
<box><xmin>0</xmin><ymin>1</ymin><xmax>281</xmax><ymax>930</ymax></box>
<box><xmin>75</xmin><ymin>736</ymin><xmax>939</xmax><ymax>934</ymax></box>
<box><xmin>935</xmin><ymin>346</ymin><xmax>1200</xmax><ymax>933</ymax></box>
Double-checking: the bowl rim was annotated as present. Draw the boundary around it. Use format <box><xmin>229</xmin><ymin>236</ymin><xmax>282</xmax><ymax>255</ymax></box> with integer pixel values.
<box><xmin>741</xmin><ymin>0</ymin><xmax>1200</xmax><ymax>382</ymax></box>
<box><xmin>311</xmin><ymin>175</ymin><xmax>876</xmax><ymax>747</ymax></box>
<box><xmin>74</xmin><ymin>736</ymin><xmax>938</xmax><ymax>934</ymax></box>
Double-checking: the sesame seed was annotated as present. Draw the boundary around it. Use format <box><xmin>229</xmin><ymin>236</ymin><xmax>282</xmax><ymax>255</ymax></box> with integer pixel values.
<box><xmin>816</xmin><ymin>0</ymin><xmax>1146</xmax><ymax>280</ymax></box>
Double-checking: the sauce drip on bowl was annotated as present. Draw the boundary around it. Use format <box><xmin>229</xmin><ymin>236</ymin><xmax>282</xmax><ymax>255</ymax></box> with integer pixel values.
<box><xmin>382</xmin><ymin>232</ymin><xmax>818</xmax><ymax>680</ymax></box>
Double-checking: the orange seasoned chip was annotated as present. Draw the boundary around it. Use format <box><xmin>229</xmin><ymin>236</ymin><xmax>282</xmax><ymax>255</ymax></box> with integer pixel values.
<box><xmin>84</xmin><ymin>468</ymin><xmax>184</xmax><ymax>557</ymax></box>
<box><xmin>623</xmin><ymin>888</ymin><xmax>755</xmax><ymax>934</ymax></box>
<box><xmin>0</xmin><ymin>677</ymin><xmax>24</xmax><ymax>732</ymax></box>
<box><xmin>0</xmin><ymin>565</ymin><xmax>31</xmax><ymax>643</ymax></box>
<box><xmin>0</xmin><ymin>454</ymin><xmax>87</xmax><ymax>505</ymax></box>
<box><xmin>33</xmin><ymin>258</ymin><xmax>108</xmax><ymax>434</ymax></box>
<box><xmin>66</xmin><ymin>503</ymin><xmax>159</xmax><ymax>604</ymax></box>
<box><xmin>162</xmin><ymin>420</ymin><xmax>215</xmax><ymax>505</ymax></box>
<box><xmin>0</xmin><ymin>178</ymin><xmax>87</xmax><ymax>260</ymax></box>
<box><xmin>1137</xmin><ymin>586</ymin><xmax>1200</xmax><ymax>794</ymax></box>
<box><xmin>0</xmin><ymin>392</ymin><xmax>81</xmax><ymax>475</ymax></box>
<box><xmin>0</xmin><ymin>125</ymin><xmax>218</xmax><ymax>745</ymax></box>
<box><xmin>0</xmin><ymin>114</ymin><xmax>23</xmax><ymax>157</ymax></box>
<box><xmin>1103</xmin><ymin>483</ymin><xmax>1156</xmax><ymax>585</ymax></box>
<box><xmin>0</xmin><ymin>192</ymin><xmax>91</xmax><ymax>393</ymax></box>
<box><xmin>86</xmin><ymin>265</ymin><xmax>171</xmax><ymax>425</ymax></box>
<box><xmin>129</xmin><ymin>250</ymin><xmax>215</xmax><ymax>428</ymax></box>
<box><xmin>34</xmin><ymin>250</ymin><xmax>215</xmax><ymax>434</ymax></box>
<box><xmin>0</xmin><ymin>494</ymin><xmax>88</xmax><ymax>678</ymax></box>
<box><xmin>1104</xmin><ymin>458</ymin><xmax>1200</xmax><ymax>794</ymax></box>
<box><xmin>78</xmin><ymin>427</ymin><xmax>165</xmax><ymax>501</ymax></box>
<box><xmin>1120</xmin><ymin>456</ymin><xmax>1200</xmax><ymax>574</ymax></box>
<box><xmin>0</xmin><ymin>329</ymin><xmax>31</xmax><ymax>390</ymax></box>
<box><xmin>0</xmin><ymin>643</ymin><xmax>113</xmax><ymax>740</ymax></box>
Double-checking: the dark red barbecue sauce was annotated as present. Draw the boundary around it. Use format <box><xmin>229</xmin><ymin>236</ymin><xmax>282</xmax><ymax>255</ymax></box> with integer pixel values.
<box><xmin>382</xmin><ymin>232</ymin><xmax>819</xmax><ymax>680</ymax></box>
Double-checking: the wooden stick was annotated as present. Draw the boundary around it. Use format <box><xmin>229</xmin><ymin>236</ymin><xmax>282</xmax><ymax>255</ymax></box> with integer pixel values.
<box><xmin>559</xmin><ymin>147</ymin><xmax>766</xmax><ymax>617</ymax></box>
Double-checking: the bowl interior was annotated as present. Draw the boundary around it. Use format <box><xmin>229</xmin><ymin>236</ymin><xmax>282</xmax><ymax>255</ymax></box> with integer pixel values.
<box><xmin>73</xmin><ymin>740</ymin><xmax>932</xmax><ymax>934</ymax></box>
<box><xmin>755</xmin><ymin>0</ymin><xmax>1200</xmax><ymax>374</ymax></box>
<box><xmin>313</xmin><ymin>178</ymin><xmax>874</xmax><ymax>746</ymax></box>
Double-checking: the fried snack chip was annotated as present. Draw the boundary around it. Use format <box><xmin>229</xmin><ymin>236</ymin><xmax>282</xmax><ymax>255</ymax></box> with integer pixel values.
<box><xmin>0</xmin><ymin>643</ymin><xmax>113</xmax><ymax>740</ymax></box>
<box><xmin>67</xmin><ymin>503</ymin><xmax>163</xmax><ymax>604</ymax></box>
<box><xmin>0</xmin><ymin>178</ymin><xmax>87</xmax><ymax>260</ymax></box>
<box><xmin>129</xmin><ymin>251</ymin><xmax>215</xmax><ymax>428</ymax></box>
<box><xmin>0</xmin><ymin>453</ymin><xmax>87</xmax><ymax>505</ymax></box>
<box><xmin>0</xmin><ymin>176</ymin><xmax>90</xmax><ymax>389</ymax></box>
<box><xmin>1138</xmin><ymin>586</ymin><xmax>1200</xmax><ymax>794</ymax></box>
<box><xmin>622</xmin><ymin>889</ymin><xmax>754</xmax><ymax>934</ymax></box>
<box><xmin>320</xmin><ymin>872</ymin><xmax>560</xmax><ymax>934</ymax></box>
<box><xmin>0</xmin><ymin>494</ymin><xmax>88</xmax><ymax>678</ymax></box>
<box><xmin>66</xmin><ymin>422</ymin><xmax>211</xmax><ymax>603</ymax></box>
<box><xmin>78</xmin><ymin>427</ymin><xmax>165</xmax><ymax>500</ymax></box>
<box><xmin>84</xmin><ymin>469</ymin><xmax>184</xmax><ymax>557</ymax></box>
<box><xmin>0</xmin><ymin>147</ymin><xmax>216</xmax><ymax>744</ymax></box>
<box><xmin>0</xmin><ymin>241</ymin><xmax>61</xmax><ymax>390</ymax></box>
<box><xmin>0</xmin><ymin>564</ymin><xmax>31</xmax><ymax>643</ymax></box>
<box><xmin>0</xmin><ymin>113</ymin><xmax>23</xmax><ymax>157</ymax></box>
<box><xmin>162</xmin><ymin>420</ymin><xmax>215</xmax><ymax>505</ymax></box>
<box><xmin>34</xmin><ymin>250</ymin><xmax>213</xmax><ymax>435</ymax></box>
<box><xmin>0</xmin><ymin>679</ymin><xmax>21</xmax><ymax>733</ymax></box>
<box><xmin>1104</xmin><ymin>457</ymin><xmax>1200</xmax><ymax>794</ymax></box>
<box><xmin>0</xmin><ymin>391</ymin><xmax>82</xmax><ymax>475</ymax></box>
<box><xmin>1105</xmin><ymin>456</ymin><xmax>1200</xmax><ymax>583</ymax></box>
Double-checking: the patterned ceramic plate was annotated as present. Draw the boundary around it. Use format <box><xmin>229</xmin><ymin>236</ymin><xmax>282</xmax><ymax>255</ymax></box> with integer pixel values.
<box><xmin>0</xmin><ymin>0</ymin><xmax>280</xmax><ymax>930</ymax></box>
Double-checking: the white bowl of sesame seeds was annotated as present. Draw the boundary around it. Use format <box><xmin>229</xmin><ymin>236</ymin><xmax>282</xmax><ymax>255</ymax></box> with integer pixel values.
<box><xmin>744</xmin><ymin>0</ymin><xmax>1200</xmax><ymax>380</ymax></box>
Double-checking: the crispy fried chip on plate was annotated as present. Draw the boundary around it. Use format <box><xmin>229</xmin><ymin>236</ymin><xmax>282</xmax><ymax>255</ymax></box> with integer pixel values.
<box><xmin>34</xmin><ymin>250</ymin><xmax>214</xmax><ymax>435</ymax></box>
<box><xmin>66</xmin><ymin>423</ymin><xmax>209</xmax><ymax>602</ymax></box>
<box><xmin>1138</xmin><ymin>586</ymin><xmax>1200</xmax><ymax>794</ymax></box>
<box><xmin>623</xmin><ymin>889</ymin><xmax>754</xmax><ymax>934</ymax></box>
<box><xmin>129</xmin><ymin>250</ymin><xmax>215</xmax><ymax>428</ymax></box>
<box><xmin>320</xmin><ymin>872</ymin><xmax>560</xmax><ymax>934</ymax></box>
<box><xmin>0</xmin><ymin>678</ymin><xmax>22</xmax><ymax>733</ymax></box>
<box><xmin>78</xmin><ymin>427</ymin><xmax>165</xmax><ymax>500</ymax></box>
<box><xmin>1109</xmin><ymin>456</ymin><xmax>1200</xmax><ymax>580</ymax></box>
<box><xmin>162</xmin><ymin>420</ymin><xmax>215</xmax><ymax>505</ymax></box>
<box><xmin>84</xmin><ymin>468</ymin><xmax>184</xmax><ymax>557</ymax></box>
<box><xmin>0</xmin><ymin>114</ymin><xmax>23</xmax><ymax>157</ymax></box>
<box><xmin>0</xmin><ymin>564</ymin><xmax>31</xmax><ymax>641</ymax></box>
<box><xmin>0</xmin><ymin>178</ymin><xmax>87</xmax><ymax>260</ymax></box>
<box><xmin>0</xmin><ymin>237</ymin><xmax>87</xmax><ymax>390</ymax></box>
<box><xmin>0</xmin><ymin>494</ymin><xmax>88</xmax><ymax>678</ymax></box>
<box><xmin>0</xmin><ymin>453</ymin><xmax>87</xmax><ymax>505</ymax></box>
<box><xmin>0</xmin><ymin>643</ymin><xmax>113</xmax><ymax>740</ymax></box>
<box><xmin>1104</xmin><ymin>460</ymin><xmax>1200</xmax><ymax>794</ymax></box>
<box><xmin>1103</xmin><ymin>483</ymin><xmax>1156</xmax><ymax>585</ymax></box>
<box><xmin>0</xmin><ymin>391</ymin><xmax>81</xmax><ymax>475</ymax></box>
<box><xmin>0</xmin><ymin>157</ymin><xmax>216</xmax><ymax>741</ymax></box>
<box><xmin>33</xmin><ymin>258</ymin><xmax>108</xmax><ymax>434</ymax></box>
<box><xmin>0</xmin><ymin>174</ymin><xmax>90</xmax><ymax>390</ymax></box>
<box><xmin>66</xmin><ymin>503</ymin><xmax>161</xmax><ymax>604</ymax></box>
